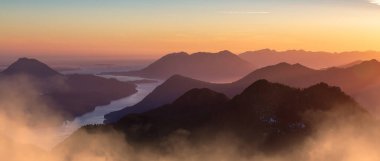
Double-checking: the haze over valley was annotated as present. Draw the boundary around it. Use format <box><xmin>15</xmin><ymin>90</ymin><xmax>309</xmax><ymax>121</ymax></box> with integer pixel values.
<box><xmin>2</xmin><ymin>0</ymin><xmax>380</xmax><ymax>161</ymax></box>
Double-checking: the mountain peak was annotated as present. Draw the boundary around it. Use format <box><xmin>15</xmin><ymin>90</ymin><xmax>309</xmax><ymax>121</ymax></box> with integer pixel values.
<box><xmin>122</xmin><ymin>50</ymin><xmax>253</xmax><ymax>82</ymax></box>
<box><xmin>167</xmin><ymin>52</ymin><xmax>189</xmax><ymax>56</ymax></box>
<box><xmin>364</xmin><ymin>59</ymin><xmax>379</xmax><ymax>64</ymax></box>
<box><xmin>166</xmin><ymin>74</ymin><xmax>194</xmax><ymax>82</ymax></box>
<box><xmin>161</xmin><ymin>74</ymin><xmax>210</xmax><ymax>88</ymax></box>
<box><xmin>172</xmin><ymin>88</ymin><xmax>229</xmax><ymax>107</ymax></box>
<box><xmin>276</xmin><ymin>62</ymin><xmax>292</xmax><ymax>66</ymax></box>
<box><xmin>241</xmin><ymin>79</ymin><xmax>291</xmax><ymax>95</ymax></box>
<box><xmin>16</xmin><ymin>57</ymin><xmax>41</xmax><ymax>64</ymax></box>
<box><xmin>217</xmin><ymin>50</ymin><xmax>235</xmax><ymax>55</ymax></box>
<box><xmin>2</xmin><ymin>57</ymin><xmax>60</xmax><ymax>77</ymax></box>
<box><xmin>252</xmin><ymin>48</ymin><xmax>277</xmax><ymax>54</ymax></box>
<box><xmin>348</xmin><ymin>59</ymin><xmax>380</xmax><ymax>70</ymax></box>
<box><xmin>191</xmin><ymin>50</ymin><xmax>236</xmax><ymax>57</ymax></box>
<box><xmin>268</xmin><ymin>62</ymin><xmax>312</xmax><ymax>70</ymax></box>
<box><xmin>160</xmin><ymin>52</ymin><xmax>189</xmax><ymax>59</ymax></box>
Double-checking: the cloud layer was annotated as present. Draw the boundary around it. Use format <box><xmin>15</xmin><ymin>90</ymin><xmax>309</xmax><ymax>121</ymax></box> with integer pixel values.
<box><xmin>369</xmin><ymin>0</ymin><xmax>380</xmax><ymax>5</ymax></box>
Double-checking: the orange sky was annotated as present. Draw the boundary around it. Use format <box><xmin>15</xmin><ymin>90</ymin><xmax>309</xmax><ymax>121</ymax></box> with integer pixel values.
<box><xmin>1</xmin><ymin>0</ymin><xmax>380</xmax><ymax>58</ymax></box>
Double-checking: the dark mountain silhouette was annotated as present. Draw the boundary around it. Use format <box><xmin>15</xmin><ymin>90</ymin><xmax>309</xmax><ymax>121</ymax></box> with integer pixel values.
<box><xmin>2</xmin><ymin>58</ymin><xmax>61</xmax><ymax>77</ymax></box>
<box><xmin>104</xmin><ymin>63</ymin><xmax>319</xmax><ymax>123</ymax></box>
<box><xmin>115</xmin><ymin>80</ymin><xmax>366</xmax><ymax>151</ymax></box>
<box><xmin>59</xmin><ymin>80</ymin><xmax>367</xmax><ymax>156</ymax></box>
<box><xmin>116</xmin><ymin>88</ymin><xmax>229</xmax><ymax>139</ymax></box>
<box><xmin>105</xmin><ymin>50</ymin><xmax>254</xmax><ymax>82</ymax></box>
<box><xmin>240</xmin><ymin>49</ymin><xmax>380</xmax><ymax>69</ymax></box>
<box><xmin>0</xmin><ymin>58</ymin><xmax>137</xmax><ymax>119</ymax></box>
<box><xmin>104</xmin><ymin>75</ymin><xmax>218</xmax><ymax>123</ymax></box>
<box><xmin>230</xmin><ymin>60</ymin><xmax>380</xmax><ymax>114</ymax></box>
<box><xmin>106</xmin><ymin>59</ymin><xmax>380</xmax><ymax>123</ymax></box>
<box><xmin>206</xmin><ymin>80</ymin><xmax>366</xmax><ymax>151</ymax></box>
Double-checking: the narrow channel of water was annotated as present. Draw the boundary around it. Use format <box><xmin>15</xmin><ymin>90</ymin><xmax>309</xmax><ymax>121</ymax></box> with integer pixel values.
<box><xmin>48</xmin><ymin>75</ymin><xmax>162</xmax><ymax>148</ymax></box>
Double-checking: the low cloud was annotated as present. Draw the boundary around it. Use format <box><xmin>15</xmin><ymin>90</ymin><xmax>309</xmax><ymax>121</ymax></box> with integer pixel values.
<box><xmin>369</xmin><ymin>0</ymin><xmax>380</xmax><ymax>5</ymax></box>
<box><xmin>1</xmin><ymin>75</ymin><xmax>380</xmax><ymax>161</ymax></box>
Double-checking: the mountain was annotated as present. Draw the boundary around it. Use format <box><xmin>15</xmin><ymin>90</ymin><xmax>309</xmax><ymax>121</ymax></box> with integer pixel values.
<box><xmin>115</xmin><ymin>80</ymin><xmax>366</xmax><ymax>151</ymax></box>
<box><xmin>104</xmin><ymin>63</ymin><xmax>320</xmax><ymax>123</ymax></box>
<box><xmin>58</xmin><ymin>80</ymin><xmax>367</xmax><ymax>157</ymax></box>
<box><xmin>106</xmin><ymin>50</ymin><xmax>254</xmax><ymax>82</ymax></box>
<box><xmin>240</xmin><ymin>49</ymin><xmax>380</xmax><ymax>69</ymax></box>
<box><xmin>232</xmin><ymin>60</ymin><xmax>380</xmax><ymax>114</ymax></box>
<box><xmin>116</xmin><ymin>88</ymin><xmax>229</xmax><ymax>137</ymax></box>
<box><xmin>2</xmin><ymin>58</ymin><xmax>61</xmax><ymax>77</ymax></box>
<box><xmin>0</xmin><ymin>58</ymin><xmax>137</xmax><ymax>119</ymax></box>
<box><xmin>104</xmin><ymin>75</ymin><xmax>219</xmax><ymax>123</ymax></box>
<box><xmin>106</xmin><ymin>59</ymin><xmax>380</xmax><ymax>123</ymax></box>
<box><xmin>233</xmin><ymin>62</ymin><xmax>318</xmax><ymax>89</ymax></box>
<box><xmin>207</xmin><ymin>80</ymin><xmax>366</xmax><ymax>151</ymax></box>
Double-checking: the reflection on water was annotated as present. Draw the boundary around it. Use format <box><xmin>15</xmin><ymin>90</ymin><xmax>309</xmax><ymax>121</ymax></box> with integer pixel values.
<box><xmin>49</xmin><ymin>75</ymin><xmax>162</xmax><ymax>148</ymax></box>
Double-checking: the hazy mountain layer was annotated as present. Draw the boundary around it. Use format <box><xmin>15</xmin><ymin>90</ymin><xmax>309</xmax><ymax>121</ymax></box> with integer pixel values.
<box><xmin>106</xmin><ymin>50</ymin><xmax>254</xmax><ymax>82</ymax></box>
<box><xmin>240</xmin><ymin>49</ymin><xmax>380</xmax><ymax>69</ymax></box>
<box><xmin>106</xmin><ymin>59</ymin><xmax>380</xmax><ymax>122</ymax></box>
<box><xmin>0</xmin><ymin>58</ymin><xmax>137</xmax><ymax>120</ymax></box>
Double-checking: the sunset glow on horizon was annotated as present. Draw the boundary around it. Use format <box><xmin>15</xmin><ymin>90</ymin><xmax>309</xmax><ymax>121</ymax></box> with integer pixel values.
<box><xmin>1</xmin><ymin>0</ymin><xmax>380</xmax><ymax>58</ymax></box>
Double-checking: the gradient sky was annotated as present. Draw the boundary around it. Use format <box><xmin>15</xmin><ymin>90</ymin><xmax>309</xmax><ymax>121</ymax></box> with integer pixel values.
<box><xmin>1</xmin><ymin>0</ymin><xmax>380</xmax><ymax>58</ymax></box>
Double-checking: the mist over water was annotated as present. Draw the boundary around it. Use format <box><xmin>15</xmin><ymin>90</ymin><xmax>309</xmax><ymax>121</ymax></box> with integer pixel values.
<box><xmin>1</xmin><ymin>61</ymin><xmax>380</xmax><ymax>161</ymax></box>
<box><xmin>1</xmin><ymin>71</ymin><xmax>380</xmax><ymax>161</ymax></box>
<box><xmin>0</xmin><ymin>60</ymin><xmax>163</xmax><ymax>150</ymax></box>
<box><xmin>43</xmin><ymin>75</ymin><xmax>162</xmax><ymax>149</ymax></box>
<box><xmin>44</xmin><ymin>105</ymin><xmax>380</xmax><ymax>161</ymax></box>
<box><xmin>58</xmin><ymin>62</ymin><xmax>149</xmax><ymax>75</ymax></box>
<box><xmin>2</xmin><ymin>0</ymin><xmax>380</xmax><ymax>159</ymax></box>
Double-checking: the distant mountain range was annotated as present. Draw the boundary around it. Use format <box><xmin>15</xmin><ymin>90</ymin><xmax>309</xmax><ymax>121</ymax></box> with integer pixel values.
<box><xmin>236</xmin><ymin>59</ymin><xmax>380</xmax><ymax>114</ymax></box>
<box><xmin>105</xmin><ymin>59</ymin><xmax>380</xmax><ymax>123</ymax></box>
<box><xmin>105</xmin><ymin>50</ymin><xmax>254</xmax><ymax>82</ymax></box>
<box><xmin>104</xmin><ymin>49</ymin><xmax>380</xmax><ymax>83</ymax></box>
<box><xmin>58</xmin><ymin>80</ymin><xmax>367</xmax><ymax>156</ymax></box>
<box><xmin>240</xmin><ymin>49</ymin><xmax>380</xmax><ymax>69</ymax></box>
<box><xmin>0</xmin><ymin>58</ymin><xmax>137</xmax><ymax>120</ymax></box>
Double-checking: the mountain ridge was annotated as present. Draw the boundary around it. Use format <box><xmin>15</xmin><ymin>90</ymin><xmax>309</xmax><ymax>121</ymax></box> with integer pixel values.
<box><xmin>105</xmin><ymin>59</ymin><xmax>380</xmax><ymax>123</ymax></box>
<box><xmin>240</xmin><ymin>49</ymin><xmax>380</xmax><ymax>69</ymax></box>
<box><xmin>105</xmin><ymin>50</ymin><xmax>254</xmax><ymax>82</ymax></box>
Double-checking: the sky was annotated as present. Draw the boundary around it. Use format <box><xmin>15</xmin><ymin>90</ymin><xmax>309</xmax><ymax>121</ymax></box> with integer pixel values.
<box><xmin>1</xmin><ymin>0</ymin><xmax>380</xmax><ymax>59</ymax></box>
